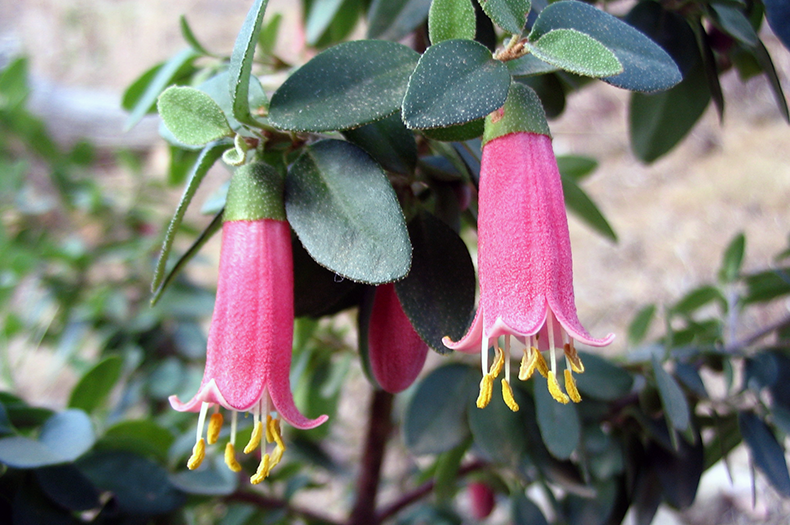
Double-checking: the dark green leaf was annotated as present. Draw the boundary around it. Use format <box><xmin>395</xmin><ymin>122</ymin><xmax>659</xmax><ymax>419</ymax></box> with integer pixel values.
<box><xmin>68</xmin><ymin>355</ymin><xmax>123</xmax><ymax>414</ymax></box>
<box><xmin>651</xmin><ymin>433</ymin><xmax>704</xmax><ymax>508</ymax></box>
<box><xmin>421</xmin><ymin>119</ymin><xmax>484</xmax><ymax>142</ymax></box>
<box><xmin>198</xmin><ymin>70</ymin><xmax>268</xmax><ymax>130</ymax></box>
<box><xmin>123</xmin><ymin>48</ymin><xmax>199</xmax><ymax>130</ymax></box>
<box><xmin>529</xmin><ymin>0</ymin><xmax>681</xmax><ymax>92</ymax></box>
<box><xmin>305</xmin><ymin>0</ymin><xmax>345</xmax><ymax>44</ymax></box>
<box><xmin>395</xmin><ymin>212</ymin><xmax>476</xmax><ymax>353</ymax></box>
<box><xmin>671</xmin><ymin>285</ymin><xmax>725</xmax><ymax>315</ymax></box>
<box><xmin>743</xmin><ymin>267</ymin><xmax>790</xmax><ymax>304</ymax></box>
<box><xmin>468</xmin><ymin>385</ymin><xmax>529</xmax><ymax>463</ymax></box>
<box><xmin>157</xmin><ymin>86</ymin><xmax>233</xmax><ymax>146</ymax></box>
<box><xmin>78</xmin><ymin>451</ymin><xmax>185</xmax><ymax>514</ymax></box>
<box><xmin>36</xmin><ymin>465</ymin><xmax>100</xmax><ymax>511</ymax></box>
<box><xmin>12</xmin><ymin>480</ymin><xmax>75</xmax><ymax>525</ymax></box>
<box><xmin>652</xmin><ymin>356</ymin><xmax>690</xmax><ymax>432</ymax></box>
<box><xmin>534</xmin><ymin>374</ymin><xmax>580</xmax><ymax>459</ymax></box>
<box><xmin>0</xmin><ymin>436</ymin><xmax>67</xmax><ymax>468</ymax></box>
<box><xmin>258</xmin><ymin>12</ymin><xmax>282</xmax><ymax>56</ymax></box>
<box><xmin>433</xmin><ymin>438</ymin><xmax>471</xmax><ymax>503</ymax></box>
<box><xmin>575</xmin><ymin>352</ymin><xmax>633</xmax><ymax>401</ymax></box>
<box><xmin>269</xmin><ymin>40</ymin><xmax>419</xmax><ymax>132</ymax></box>
<box><xmin>710</xmin><ymin>4</ymin><xmax>759</xmax><ymax>47</ymax></box>
<box><xmin>229</xmin><ymin>0</ymin><xmax>269</xmax><ymax>125</ymax></box>
<box><xmin>39</xmin><ymin>409</ymin><xmax>95</xmax><ymax>463</ymax></box>
<box><xmin>751</xmin><ymin>40</ymin><xmax>790</xmax><ymax>123</ymax></box>
<box><xmin>556</xmin><ymin>155</ymin><xmax>597</xmax><ymax>182</ymax></box>
<box><xmin>628</xmin><ymin>304</ymin><xmax>656</xmax><ymax>345</ymax></box>
<box><xmin>693</xmin><ymin>20</ymin><xmax>724</xmax><ymax>122</ymax></box>
<box><xmin>674</xmin><ymin>362</ymin><xmax>708</xmax><ymax>398</ymax></box>
<box><xmin>703</xmin><ymin>412</ymin><xmax>740</xmax><ymax>470</ymax></box>
<box><xmin>764</xmin><ymin>0</ymin><xmax>790</xmax><ymax>51</ymax></box>
<box><xmin>170</xmin><ymin>455</ymin><xmax>239</xmax><ymax>496</ymax></box>
<box><xmin>517</xmin><ymin>74</ymin><xmax>566</xmax><ymax>119</ymax></box>
<box><xmin>429</xmin><ymin>0</ymin><xmax>476</xmax><ymax>44</ymax></box>
<box><xmin>343</xmin><ymin>113</ymin><xmax>418</xmax><ymax>175</ymax></box>
<box><xmin>0</xmin><ymin>403</ymin><xmax>14</xmax><ymax>436</ymax></box>
<box><xmin>99</xmin><ymin>420</ymin><xmax>175</xmax><ymax>463</ymax></box>
<box><xmin>739</xmin><ymin>411</ymin><xmax>790</xmax><ymax>496</ymax></box>
<box><xmin>403</xmin><ymin>364</ymin><xmax>478</xmax><ymax>455</ymax></box>
<box><xmin>180</xmin><ymin>15</ymin><xmax>213</xmax><ymax>56</ymax></box>
<box><xmin>563</xmin><ymin>478</ymin><xmax>624</xmax><ymax>525</ymax></box>
<box><xmin>167</xmin><ymin>146</ymin><xmax>200</xmax><ymax>186</ymax></box>
<box><xmin>477</xmin><ymin>0</ymin><xmax>531</xmax><ymax>35</ymax></box>
<box><xmin>151</xmin><ymin>142</ymin><xmax>227</xmax><ymax>301</ymax></box>
<box><xmin>719</xmin><ymin>232</ymin><xmax>745</xmax><ymax>284</ymax></box>
<box><xmin>507</xmin><ymin>53</ymin><xmax>559</xmax><ymax>77</ymax></box>
<box><xmin>511</xmin><ymin>492</ymin><xmax>549</xmax><ymax>525</ymax></box>
<box><xmin>402</xmin><ymin>39</ymin><xmax>510</xmax><ymax>129</ymax></box>
<box><xmin>367</xmin><ymin>0</ymin><xmax>432</xmax><ymax>41</ymax></box>
<box><xmin>561</xmin><ymin>174</ymin><xmax>616</xmax><ymax>241</ymax></box>
<box><xmin>285</xmin><ymin>140</ymin><xmax>411</xmax><ymax>284</ymax></box>
<box><xmin>527</xmin><ymin>29</ymin><xmax>623</xmax><ymax>78</ymax></box>
<box><xmin>0</xmin><ymin>57</ymin><xmax>29</xmax><ymax>109</ymax></box>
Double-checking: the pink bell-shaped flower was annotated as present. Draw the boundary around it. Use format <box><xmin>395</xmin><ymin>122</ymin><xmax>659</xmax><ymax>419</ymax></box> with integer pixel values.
<box><xmin>367</xmin><ymin>283</ymin><xmax>429</xmax><ymax>393</ymax></box>
<box><xmin>169</xmin><ymin>162</ymin><xmax>327</xmax><ymax>483</ymax></box>
<box><xmin>444</xmin><ymin>84</ymin><xmax>614</xmax><ymax>409</ymax></box>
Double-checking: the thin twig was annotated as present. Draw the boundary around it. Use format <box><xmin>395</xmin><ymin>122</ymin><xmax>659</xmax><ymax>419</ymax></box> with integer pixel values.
<box><xmin>374</xmin><ymin>459</ymin><xmax>488</xmax><ymax>523</ymax></box>
<box><xmin>723</xmin><ymin>312</ymin><xmax>790</xmax><ymax>354</ymax></box>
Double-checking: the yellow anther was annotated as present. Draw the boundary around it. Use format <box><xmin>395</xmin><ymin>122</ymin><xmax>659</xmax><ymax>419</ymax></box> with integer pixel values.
<box><xmin>563</xmin><ymin>343</ymin><xmax>584</xmax><ymax>373</ymax></box>
<box><xmin>250</xmin><ymin>454</ymin><xmax>271</xmax><ymax>485</ymax></box>
<box><xmin>534</xmin><ymin>348</ymin><xmax>549</xmax><ymax>378</ymax></box>
<box><xmin>476</xmin><ymin>374</ymin><xmax>495</xmax><ymax>409</ymax></box>
<box><xmin>501</xmin><ymin>379</ymin><xmax>519</xmax><ymax>412</ymax></box>
<box><xmin>565</xmin><ymin>369</ymin><xmax>581</xmax><ymax>403</ymax></box>
<box><xmin>547</xmin><ymin>371</ymin><xmax>570</xmax><ymax>404</ymax></box>
<box><xmin>268</xmin><ymin>417</ymin><xmax>285</xmax><ymax>450</ymax></box>
<box><xmin>270</xmin><ymin>445</ymin><xmax>285</xmax><ymax>469</ymax></box>
<box><xmin>520</xmin><ymin>347</ymin><xmax>549</xmax><ymax>380</ymax></box>
<box><xmin>489</xmin><ymin>347</ymin><xmax>505</xmax><ymax>378</ymax></box>
<box><xmin>224</xmin><ymin>442</ymin><xmax>242</xmax><ymax>472</ymax></box>
<box><xmin>244</xmin><ymin>420</ymin><xmax>263</xmax><ymax>454</ymax></box>
<box><xmin>187</xmin><ymin>438</ymin><xmax>206</xmax><ymax>470</ymax></box>
<box><xmin>207</xmin><ymin>412</ymin><xmax>223</xmax><ymax>445</ymax></box>
<box><xmin>265</xmin><ymin>414</ymin><xmax>274</xmax><ymax>443</ymax></box>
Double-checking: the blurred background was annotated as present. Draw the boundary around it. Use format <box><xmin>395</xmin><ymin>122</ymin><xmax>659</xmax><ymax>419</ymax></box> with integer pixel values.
<box><xmin>1</xmin><ymin>1</ymin><xmax>789</xmax><ymax>523</ymax></box>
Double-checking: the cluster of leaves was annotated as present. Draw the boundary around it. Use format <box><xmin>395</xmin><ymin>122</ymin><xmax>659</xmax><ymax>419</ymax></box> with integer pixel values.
<box><xmin>1</xmin><ymin>0</ymin><xmax>789</xmax><ymax>524</ymax></box>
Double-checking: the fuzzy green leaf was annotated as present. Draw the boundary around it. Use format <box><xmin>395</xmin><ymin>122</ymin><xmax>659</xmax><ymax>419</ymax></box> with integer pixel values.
<box><xmin>527</xmin><ymin>29</ymin><xmax>623</xmax><ymax>78</ymax></box>
<box><xmin>429</xmin><ymin>0</ymin><xmax>476</xmax><ymax>44</ymax></box>
<box><xmin>157</xmin><ymin>86</ymin><xmax>233</xmax><ymax>146</ymax></box>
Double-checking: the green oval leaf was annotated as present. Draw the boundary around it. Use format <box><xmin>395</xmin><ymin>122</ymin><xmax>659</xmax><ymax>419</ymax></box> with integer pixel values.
<box><xmin>36</xmin><ymin>465</ymin><xmax>100</xmax><ymax>512</ymax></box>
<box><xmin>100</xmin><ymin>420</ymin><xmax>175</xmax><ymax>463</ymax></box>
<box><xmin>285</xmin><ymin>140</ymin><xmax>411</xmax><ymax>284</ymax></box>
<box><xmin>198</xmin><ymin>71</ymin><xmax>268</xmax><ymax>131</ymax></box>
<box><xmin>739</xmin><ymin>411</ymin><xmax>790</xmax><ymax>497</ymax></box>
<box><xmin>652</xmin><ymin>356</ymin><xmax>690</xmax><ymax>432</ymax></box>
<box><xmin>575</xmin><ymin>352</ymin><xmax>633</xmax><ymax>401</ymax></box>
<box><xmin>403</xmin><ymin>364</ymin><xmax>478</xmax><ymax>455</ymax></box>
<box><xmin>0</xmin><ymin>436</ymin><xmax>67</xmax><ymax>468</ymax></box>
<box><xmin>719</xmin><ymin>232</ymin><xmax>746</xmax><ymax>284</ymax></box>
<box><xmin>293</xmin><ymin>236</ymin><xmax>364</xmax><ymax>317</ymax></box>
<box><xmin>561</xmin><ymin>174</ymin><xmax>617</xmax><ymax>241</ymax></box>
<box><xmin>68</xmin><ymin>355</ymin><xmax>124</xmax><ymax>414</ymax></box>
<box><xmin>367</xmin><ymin>0</ymin><xmax>432</xmax><ymax>41</ymax></box>
<box><xmin>269</xmin><ymin>40</ymin><xmax>419</xmax><ymax>132</ymax></box>
<box><xmin>529</xmin><ymin>0</ymin><xmax>681</xmax><ymax>92</ymax></box>
<box><xmin>468</xmin><ymin>385</ymin><xmax>529</xmax><ymax>464</ymax></box>
<box><xmin>628</xmin><ymin>304</ymin><xmax>656</xmax><ymax>346</ymax></box>
<box><xmin>342</xmin><ymin>112</ymin><xmax>418</xmax><ymax>175</ymax></box>
<box><xmin>170</xmin><ymin>455</ymin><xmax>239</xmax><ymax>496</ymax></box>
<box><xmin>421</xmin><ymin>119</ymin><xmax>484</xmax><ymax>142</ymax></box>
<box><xmin>39</xmin><ymin>409</ymin><xmax>96</xmax><ymax>463</ymax></box>
<box><xmin>395</xmin><ymin>212</ymin><xmax>476</xmax><ymax>353</ymax></box>
<box><xmin>507</xmin><ymin>53</ymin><xmax>560</xmax><ymax>77</ymax></box>
<box><xmin>402</xmin><ymin>39</ymin><xmax>510</xmax><ymax>129</ymax></box>
<box><xmin>534</xmin><ymin>374</ymin><xmax>580</xmax><ymax>459</ymax></box>
<box><xmin>527</xmin><ymin>28</ymin><xmax>623</xmax><ymax>78</ymax></box>
<box><xmin>477</xmin><ymin>0</ymin><xmax>531</xmax><ymax>35</ymax></box>
<box><xmin>511</xmin><ymin>493</ymin><xmax>549</xmax><ymax>525</ymax></box>
<box><xmin>429</xmin><ymin>0</ymin><xmax>476</xmax><ymax>44</ymax></box>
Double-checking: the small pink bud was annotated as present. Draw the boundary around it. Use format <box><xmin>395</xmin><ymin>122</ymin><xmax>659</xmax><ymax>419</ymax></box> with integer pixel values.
<box><xmin>468</xmin><ymin>481</ymin><xmax>496</xmax><ymax>520</ymax></box>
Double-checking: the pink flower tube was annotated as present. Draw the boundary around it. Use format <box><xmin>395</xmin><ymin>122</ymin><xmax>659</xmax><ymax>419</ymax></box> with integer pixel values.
<box><xmin>169</xmin><ymin>162</ymin><xmax>327</xmax><ymax>483</ymax></box>
<box><xmin>444</xmin><ymin>84</ymin><xmax>614</xmax><ymax>409</ymax></box>
<box><xmin>368</xmin><ymin>283</ymin><xmax>428</xmax><ymax>393</ymax></box>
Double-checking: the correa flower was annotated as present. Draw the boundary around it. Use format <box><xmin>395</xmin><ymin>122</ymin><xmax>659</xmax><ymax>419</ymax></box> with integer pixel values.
<box><xmin>169</xmin><ymin>162</ymin><xmax>327</xmax><ymax>484</ymax></box>
<box><xmin>367</xmin><ymin>283</ymin><xmax>429</xmax><ymax>393</ymax></box>
<box><xmin>444</xmin><ymin>84</ymin><xmax>614</xmax><ymax>409</ymax></box>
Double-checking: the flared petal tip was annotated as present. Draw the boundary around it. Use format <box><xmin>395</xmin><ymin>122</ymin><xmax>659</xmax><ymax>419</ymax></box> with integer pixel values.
<box><xmin>169</xmin><ymin>394</ymin><xmax>202</xmax><ymax>413</ymax></box>
<box><xmin>442</xmin><ymin>334</ymin><xmax>480</xmax><ymax>354</ymax></box>
<box><xmin>288</xmin><ymin>414</ymin><xmax>329</xmax><ymax>431</ymax></box>
<box><xmin>168</xmin><ymin>380</ymin><xmax>233</xmax><ymax>413</ymax></box>
<box><xmin>570</xmin><ymin>330</ymin><xmax>615</xmax><ymax>348</ymax></box>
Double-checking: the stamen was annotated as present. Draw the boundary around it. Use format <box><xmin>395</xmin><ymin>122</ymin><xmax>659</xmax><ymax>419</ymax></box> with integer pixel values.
<box><xmin>265</xmin><ymin>414</ymin><xmax>274</xmax><ymax>443</ymax></box>
<box><xmin>563</xmin><ymin>341</ymin><xmax>585</xmax><ymax>373</ymax></box>
<box><xmin>547</xmin><ymin>313</ymin><xmax>557</xmax><ymax>376</ymax></box>
<box><xmin>187</xmin><ymin>438</ymin><xmax>206</xmax><ymax>470</ymax></box>
<box><xmin>501</xmin><ymin>379</ymin><xmax>519</xmax><ymax>412</ymax></box>
<box><xmin>481</xmin><ymin>336</ymin><xmax>489</xmax><ymax>377</ymax></box>
<box><xmin>230</xmin><ymin>411</ymin><xmax>238</xmax><ymax>446</ymax></box>
<box><xmin>195</xmin><ymin>402</ymin><xmax>210</xmax><ymax>442</ymax></box>
<box><xmin>244</xmin><ymin>420</ymin><xmax>263</xmax><ymax>454</ymax></box>
<box><xmin>564</xmin><ymin>369</ymin><xmax>581</xmax><ymax>403</ymax></box>
<box><xmin>490</xmin><ymin>347</ymin><xmax>505</xmax><ymax>378</ymax></box>
<box><xmin>268</xmin><ymin>417</ymin><xmax>286</xmax><ymax>469</ymax></box>
<box><xmin>250</xmin><ymin>454</ymin><xmax>271</xmax><ymax>484</ymax></box>
<box><xmin>476</xmin><ymin>374</ymin><xmax>494</xmax><ymax>408</ymax></box>
<box><xmin>534</xmin><ymin>348</ymin><xmax>549</xmax><ymax>378</ymax></box>
<box><xmin>504</xmin><ymin>336</ymin><xmax>511</xmax><ymax>384</ymax></box>
<box><xmin>547</xmin><ymin>371</ymin><xmax>570</xmax><ymax>404</ymax></box>
<box><xmin>519</xmin><ymin>347</ymin><xmax>536</xmax><ymax>380</ymax></box>
<box><xmin>224</xmin><ymin>442</ymin><xmax>242</xmax><ymax>472</ymax></box>
<box><xmin>207</xmin><ymin>411</ymin><xmax>223</xmax><ymax>445</ymax></box>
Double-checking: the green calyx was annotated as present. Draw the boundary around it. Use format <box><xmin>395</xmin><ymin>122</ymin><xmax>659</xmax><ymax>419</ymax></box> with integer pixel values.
<box><xmin>224</xmin><ymin>162</ymin><xmax>286</xmax><ymax>222</ymax></box>
<box><xmin>482</xmin><ymin>82</ymin><xmax>551</xmax><ymax>145</ymax></box>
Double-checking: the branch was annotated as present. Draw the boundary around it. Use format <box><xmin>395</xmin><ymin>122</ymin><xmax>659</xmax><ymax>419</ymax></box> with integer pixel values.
<box><xmin>348</xmin><ymin>389</ymin><xmax>394</xmax><ymax>525</ymax></box>
<box><xmin>375</xmin><ymin>459</ymin><xmax>487</xmax><ymax>523</ymax></box>
<box><xmin>226</xmin><ymin>491</ymin><xmax>341</xmax><ymax>525</ymax></box>
<box><xmin>723</xmin><ymin>312</ymin><xmax>790</xmax><ymax>354</ymax></box>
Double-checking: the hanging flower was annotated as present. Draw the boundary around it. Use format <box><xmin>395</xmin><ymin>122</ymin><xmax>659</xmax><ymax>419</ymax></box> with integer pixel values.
<box><xmin>367</xmin><ymin>283</ymin><xmax>428</xmax><ymax>393</ymax></box>
<box><xmin>169</xmin><ymin>162</ymin><xmax>327</xmax><ymax>484</ymax></box>
<box><xmin>444</xmin><ymin>84</ymin><xmax>614</xmax><ymax>409</ymax></box>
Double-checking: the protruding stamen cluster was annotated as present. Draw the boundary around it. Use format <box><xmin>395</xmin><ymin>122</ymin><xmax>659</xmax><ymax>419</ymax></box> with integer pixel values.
<box><xmin>185</xmin><ymin>399</ymin><xmax>288</xmax><ymax>484</ymax></box>
<box><xmin>476</xmin><ymin>330</ymin><xmax>586</xmax><ymax>410</ymax></box>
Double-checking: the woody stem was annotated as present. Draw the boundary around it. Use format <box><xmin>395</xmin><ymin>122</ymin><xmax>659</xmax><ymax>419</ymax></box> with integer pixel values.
<box><xmin>348</xmin><ymin>389</ymin><xmax>394</xmax><ymax>525</ymax></box>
